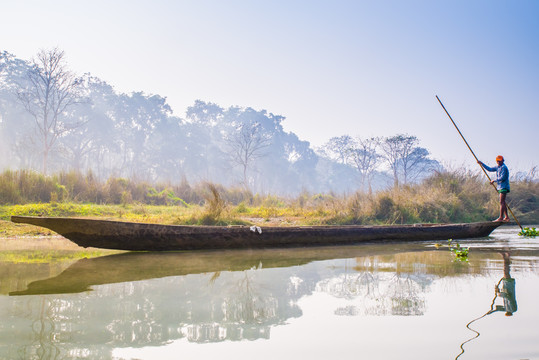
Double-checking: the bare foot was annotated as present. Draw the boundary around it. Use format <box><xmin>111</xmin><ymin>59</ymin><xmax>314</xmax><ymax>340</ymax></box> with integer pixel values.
<box><xmin>493</xmin><ymin>218</ymin><xmax>504</xmax><ymax>222</ymax></box>
<box><xmin>502</xmin><ymin>218</ymin><xmax>511</xmax><ymax>222</ymax></box>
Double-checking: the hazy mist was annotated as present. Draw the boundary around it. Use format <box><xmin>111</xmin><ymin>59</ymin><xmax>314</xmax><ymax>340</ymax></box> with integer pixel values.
<box><xmin>0</xmin><ymin>50</ymin><xmax>441</xmax><ymax>195</ymax></box>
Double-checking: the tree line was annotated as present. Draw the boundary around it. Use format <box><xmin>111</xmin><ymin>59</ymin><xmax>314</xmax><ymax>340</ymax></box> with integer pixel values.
<box><xmin>0</xmin><ymin>48</ymin><xmax>440</xmax><ymax>195</ymax></box>
<box><xmin>320</xmin><ymin>134</ymin><xmax>440</xmax><ymax>191</ymax></box>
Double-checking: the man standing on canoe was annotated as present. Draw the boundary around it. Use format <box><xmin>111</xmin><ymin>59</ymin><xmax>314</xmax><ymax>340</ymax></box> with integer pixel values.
<box><xmin>478</xmin><ymin>155</ymin><xmax>510</xmax><ymax>222</ymax></box>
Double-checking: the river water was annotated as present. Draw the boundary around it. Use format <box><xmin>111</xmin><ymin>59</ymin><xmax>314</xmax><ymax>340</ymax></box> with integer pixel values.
<box><xmin>0</xmin><ymin>225</ymin><xmax>538</xmax><ymax>360</ymax></box>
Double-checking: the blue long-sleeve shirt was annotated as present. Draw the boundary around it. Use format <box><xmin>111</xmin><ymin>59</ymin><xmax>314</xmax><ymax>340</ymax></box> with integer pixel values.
<box><xmin>480</xmin><ymin>162</ymin><xmax>510</xmax><ymax>191</ymax></box>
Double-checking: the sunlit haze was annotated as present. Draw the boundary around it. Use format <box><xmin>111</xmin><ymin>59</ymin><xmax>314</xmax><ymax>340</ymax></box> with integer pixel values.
<box><xmin>1</xmin><ymin>0</ymin><xmax>538</xmax><ymax>171</ymax></box>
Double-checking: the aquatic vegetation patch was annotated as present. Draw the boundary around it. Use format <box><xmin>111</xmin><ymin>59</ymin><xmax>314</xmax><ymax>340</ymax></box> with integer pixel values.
<box><xmin>518</xmin><ymin>227</ymin><xmax>539</xmax><ymax>237</ymax></box>
<box><xmin>437</xmin><ymin>239</ymin><xmax>470</xmax><ymax>262</ymax></box>
<box><xmin>448</xmin><ymin>239</ymin><xmax>469</xmax><ymax>262</ymax></box>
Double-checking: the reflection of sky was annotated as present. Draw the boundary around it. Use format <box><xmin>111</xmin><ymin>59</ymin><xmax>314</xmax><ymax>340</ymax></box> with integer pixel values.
<box><xmin>115</xmin><ymin>274</ymin><xmax>539</xmax><ymax>360</ymax></box>
<box><xmin>2</xmin><ymin>231</ymin><xmax>539</xmax><ymax>360</ymax></box>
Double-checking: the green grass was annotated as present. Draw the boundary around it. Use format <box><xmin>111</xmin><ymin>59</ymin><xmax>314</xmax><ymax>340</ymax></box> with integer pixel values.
<box><xmin>0</xmin><ymin>250</ymin><xmax>115</xmax><ymax>263</ymax></box>
<box><xmin>0</xmin><ymin>202</ymin><xmax>195</xmax><ymax>222</ymax></box>
<box><xmin>4</xmin><ymin>202</ymin><xmax>109</xmax><ymax>219</ymax></box>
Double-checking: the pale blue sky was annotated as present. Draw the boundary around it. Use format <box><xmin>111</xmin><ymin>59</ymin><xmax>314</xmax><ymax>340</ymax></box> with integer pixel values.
<box><xmin>2</xmin><ymin>0</ymin><xmax>538</xmax><ymax>171</ymax></box>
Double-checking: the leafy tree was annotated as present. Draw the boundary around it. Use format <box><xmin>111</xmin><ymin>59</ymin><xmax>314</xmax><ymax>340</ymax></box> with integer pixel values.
<box><xmin>112</xmin><ymin>91</ymin><xmax>173</xmax><ymax>179</ymax></box>
<box><xmin>57</xmin><ymin>75</ymin><xmax>116</xmax><ymax>174</ymax></box>
<box><xmin>0</xmin><ymin>51</ymin><xmax>37</xmax><ymax>169</ymax></box>
<box><xmin>287</xmin><ymin>139</ymin><xmax>319</xmax><ymax>193</ymax></box>
<box><xmin>145</xmin><ymin>114</ymin><xmax>186</xmax><ymax>182</ymax></box>
<box><xmin>0</xmin><ymin>51</ymin><xmax>29</xmax><ymax>95</ymax></box>
<box><xmin>186</xmin><ymin>100</ymin><xmax>223</xmax><ymax>126</ymax></box>
<box><xmin>185</xmin><ymin>100</ymin><xmax>229</xmax><ymax>183</ymax></box>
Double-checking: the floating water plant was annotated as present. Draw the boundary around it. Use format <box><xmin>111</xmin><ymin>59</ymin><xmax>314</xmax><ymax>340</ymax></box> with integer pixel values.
<box><xmin>518</xmin><ymin>227</ymin><xmax>539</xmax><ymax>237</ymax></box>
<box><xmin>448</xmin><ymin>239</ymin><xmax>469</xmax><ymax>261</ymax></box>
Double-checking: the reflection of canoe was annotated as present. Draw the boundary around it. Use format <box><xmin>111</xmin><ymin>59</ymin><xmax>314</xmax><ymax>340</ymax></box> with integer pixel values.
<box><xmin>10</xmin><ymin>240</ymin><xmax>537</xmax><ymax>296</ymax></box>
<box><xmin>9</xmin><ymin>245</ymin><xmax>402</xmax><ymax>295</ymax></box>
<box><xmin>11</xmin><ymin>216</ymin><xmax>503</xmax><ymax>251</ymax></box>
<box><xmin>5</xmin><ymin>243</ymin><xmax>449</xmax><ymax>295</ymax></box>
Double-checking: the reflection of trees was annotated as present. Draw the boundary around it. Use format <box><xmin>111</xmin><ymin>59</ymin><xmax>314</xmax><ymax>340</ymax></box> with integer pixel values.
<box><xmin>386</xmin><ymin>273</ymin><xmax>428</xmax><ymax>316</ymax></box>
<box><xmin>326</xmin><ymin>272</ymin><xmax>430</xmax><ymax>317</ymax></box>
<box><xmin>317</xmin><ymin>262</ymin><xmax>381</xmax><ymax>300</ymax></box>
<box><xmin>224</xmin><ymin>271</ymin><xmax>277</xmax><ymax>322</ymax></box>
<box><xmin>34</xmin><ymin>298</ymin><xmax>61</xmax><ymax>360</ymax></box>
<box><xmin>10</xmin><ymin>267</ymin><xmax>303</xmax><ymax>354</ymax></box>
<box><xmin>318</xmin><ymin>258</ymin><xmax>432</xmax><ymax>317</ymax></box>
<box><xmin>3</xmin><ymin>269</ymin><xmax>300</xmax><ymax>359</ymax></box>
<box><xmin>8</xmin><ymin>296</ymin><xmax>89</xmax><ymax>360</ymax></box>
<box><xmin>184</xmin><ymin>270</ymin><xmax>282</xmax><ymax>342</ymax></box>
<box><xmin>0</xmin><ymin>251</ymin><xmax>444</xmax><ymax>359</ymax></box>
<box><xmin>3</xmin><ymin>246</ymin><xmax>538</xmax><ymax>359</ymax></box>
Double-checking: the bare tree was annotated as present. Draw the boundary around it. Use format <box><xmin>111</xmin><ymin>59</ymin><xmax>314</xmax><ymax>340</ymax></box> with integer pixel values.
<box><xmin>401</xmin><ymin>146</ymin><xmax>437</xmax><ymax>184</ymax></box>
<box><xmin>323</xmin><ymin>135</ymin><xmax>353</xmax><ymax>164</ymax></box>
<box><xmin>381</xmin><ymin>134</ymin><xmax>436</xmax><ymax>187</ymax></box>
<box><xmin>226</xmin><ymin>121</ymin><xmax>271</xmax><ymax>189</ymax></box>
<box><xmin>17</xmin><ymin>48</ymin><xmax>84</xmax><ymax>173</ymax></box>
<box><xmin>347</xmin><ymin>136</ymin><xmax>381</xmax><ymax>192</ymax></box>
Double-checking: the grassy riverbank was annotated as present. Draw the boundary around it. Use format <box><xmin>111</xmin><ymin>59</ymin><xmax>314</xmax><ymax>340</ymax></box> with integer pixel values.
<box><xmin>1</xmin><ymin>169</ymin><xmax>537</xmax><ymax>238</ymax></box>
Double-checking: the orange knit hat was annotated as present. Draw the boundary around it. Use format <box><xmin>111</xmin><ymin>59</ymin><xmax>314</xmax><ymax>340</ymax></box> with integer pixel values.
<box><xmin>496</xmin><ymin>155</ymin><xmax>504</xmax><ymax>162</ymax></box>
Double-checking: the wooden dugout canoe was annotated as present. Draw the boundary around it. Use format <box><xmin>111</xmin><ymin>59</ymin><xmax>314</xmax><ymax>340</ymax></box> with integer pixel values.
<box><xmin>10</xmin><ymin>216</ymin><xmax>504</xmax><ymax>251</ymax></box>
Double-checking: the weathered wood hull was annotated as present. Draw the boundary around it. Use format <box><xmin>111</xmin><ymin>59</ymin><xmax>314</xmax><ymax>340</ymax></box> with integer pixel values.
<box><xmin>10</xmin><ymin>216</ymin><xmax>503</xmax><ymax>251</ymax></box>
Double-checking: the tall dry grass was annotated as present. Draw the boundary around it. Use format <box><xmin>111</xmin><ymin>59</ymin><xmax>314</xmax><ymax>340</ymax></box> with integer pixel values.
<box><xmin>0</xmin><ymin>168</ymin><xmax>537</xmax><ymax>225</ymax></box>
<box><xmin>0</xmin><ymin>170</ymin><xmax>253</xmax><ymax>206</ymax></box>
<box><xmin>315</xmin><ymin>169</ymin><xmax>536</xmax><ymax>224</ymax></box>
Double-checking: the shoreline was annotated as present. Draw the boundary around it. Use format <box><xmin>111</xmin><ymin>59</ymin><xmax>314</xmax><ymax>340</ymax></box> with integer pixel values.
<box><xmin>0</xmin><ymin>234</ymin><xmax>119</xmax><ymax>253</ymax></box>
<box><xmin>1</xmin><ymin>235</ymin><xmax>79</xmax><ymax>251</ymax></box>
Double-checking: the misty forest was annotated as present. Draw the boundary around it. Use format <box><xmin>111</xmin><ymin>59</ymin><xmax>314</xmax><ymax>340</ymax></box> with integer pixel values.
<box><xmin>1</xmin><ymin>48</ymin><xmax>538</xmax><ymax>227</ymax></box>
<box><xmin>0</xmin><ymin>49</ymin><xmax>441</xmax><ymax>196</ymax></box>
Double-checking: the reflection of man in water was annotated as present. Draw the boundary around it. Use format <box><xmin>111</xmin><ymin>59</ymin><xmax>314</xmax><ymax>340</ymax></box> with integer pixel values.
<box><xmin>457</xmin><ymin>251</ymin><xmax>517</xmax><ymax>359</ymax></box>
<box><xmin>489</xmin><ymin>252</ymin><xmax>517</xmax><ymax>316</ymax></box>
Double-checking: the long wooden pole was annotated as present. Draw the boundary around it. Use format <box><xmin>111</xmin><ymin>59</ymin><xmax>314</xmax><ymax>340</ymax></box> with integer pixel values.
<box><xmin>435</xmin><ymin>95</ymin><xmax>523</xmax><ymax>230</ymax></box>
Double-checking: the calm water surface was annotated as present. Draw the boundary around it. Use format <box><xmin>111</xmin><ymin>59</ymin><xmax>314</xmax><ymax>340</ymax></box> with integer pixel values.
<box><xmin>1</xmin><ymin>226</ymin><xmax>538</xmax><ymax>360</ymax></box>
